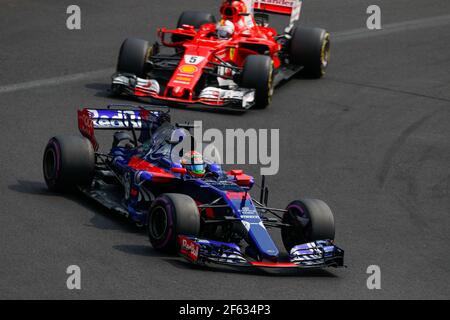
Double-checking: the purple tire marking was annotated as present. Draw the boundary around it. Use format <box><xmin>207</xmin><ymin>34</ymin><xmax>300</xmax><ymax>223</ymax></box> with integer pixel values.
<box><xmin>152</xmin><ymin>196</ymin><xmax>174</xmax><ymax>249</ymax></box>
<box><xmin>287</xmin><ymin>204</ymin><xmax>307</xmax><ymax>218</ymax></box>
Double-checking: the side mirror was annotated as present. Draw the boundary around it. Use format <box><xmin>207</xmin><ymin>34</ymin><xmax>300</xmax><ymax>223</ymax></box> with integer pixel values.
<box><xmin>227</xmin><ymin>170</ymin><xmax>251</xmax><ymax>187</ymax></box>
<box><xmin>229</xmin><ymin>169</ymin><xmax>243</xmax><ymax>176</ymax></box>
<box><xmin>181</xmin><ymin>24</ymin><xmax>195</xmax><ymax>30</ymax></box>
<box><xmin>171</xmin><ymin>167</ymin><xmax>187</xmax><ymax>175</ymax></box>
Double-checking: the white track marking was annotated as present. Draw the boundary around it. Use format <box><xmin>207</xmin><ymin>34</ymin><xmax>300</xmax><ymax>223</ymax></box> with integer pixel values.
<box><xmin>0</xmin><ymin>68</ymin><xmax>114</xmax><ymax>94</ymax></box>
<box><xmin>0</xmin><ymin>14</ymin><xmax>449</xmax><ymax>95</ymax></box>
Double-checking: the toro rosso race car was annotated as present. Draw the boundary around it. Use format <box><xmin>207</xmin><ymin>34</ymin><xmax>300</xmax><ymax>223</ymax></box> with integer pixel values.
<box><xmin>43</xmin><ymin>105</ymin><xmax>344</xmax><ymax>272</ymax></box>
<box><xmin>111</xmin><ymin>0</ymin><xmax>330</xmax><ymax>110</ymax></box>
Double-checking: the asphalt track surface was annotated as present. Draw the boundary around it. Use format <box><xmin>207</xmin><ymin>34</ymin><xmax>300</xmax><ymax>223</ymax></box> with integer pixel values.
<box><xmin>1</xmin><ymin>0</ymin><xmax>450</xmax><ymax>299</ymax></box>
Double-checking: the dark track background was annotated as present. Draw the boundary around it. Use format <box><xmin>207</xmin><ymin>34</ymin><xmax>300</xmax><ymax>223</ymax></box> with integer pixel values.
<box><xmin>1</xmin><ymin>0</ymin><xmax>449</xmax><ymax>299</ymax></box>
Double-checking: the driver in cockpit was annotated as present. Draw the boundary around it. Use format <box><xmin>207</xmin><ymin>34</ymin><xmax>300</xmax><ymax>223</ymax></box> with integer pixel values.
<box><xmin>180</xmin><ymin>151</ymin><xmax>207</xmax><ymax>178</ymax></box>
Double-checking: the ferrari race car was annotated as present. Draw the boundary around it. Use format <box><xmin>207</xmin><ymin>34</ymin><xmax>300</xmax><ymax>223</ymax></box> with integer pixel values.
<box><xmin>111</xmin><ymin>0</ymin><xmax>331</xmax><ymax>110</ymax></box>
<box><xmin>42</xmin><ymin>104</ymin><xmax>344</xmax><ymax>272</ymax></box>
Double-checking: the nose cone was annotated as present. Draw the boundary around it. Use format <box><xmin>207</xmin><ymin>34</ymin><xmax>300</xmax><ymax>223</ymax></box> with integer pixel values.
<box><xmin>247</xmin><ymin>222</ymin><xmax>280</xmax><ymax>259</ymax></box>
<box><xmin>172</xmin><ymin>86</ymin><xmax>185</xmax><ymax>97</ymax></box>
<box><xmin>240</xmin><ymin>218</ymin><xmax>279</xmax><ymax>259</ymax></box>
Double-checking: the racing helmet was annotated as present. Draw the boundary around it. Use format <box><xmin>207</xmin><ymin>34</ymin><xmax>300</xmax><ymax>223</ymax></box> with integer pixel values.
<box><xmin>181</xmin><ymin>151</ymin><xmax>206</xmax><ymax>177</ymax></box>
<box><xmin>217</xmin><ymin>20</ymin><xmax>235</xmax><ymax>39</ymax></box>
<box><xmin>220</xmin><ymin>0</ymin><xmax>247</xmax><ymax>22</ymax></box>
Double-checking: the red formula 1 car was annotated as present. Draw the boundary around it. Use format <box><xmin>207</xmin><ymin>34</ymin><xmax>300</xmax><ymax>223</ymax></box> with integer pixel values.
<box><xmin>111</xmin><ymin>0</ymin><xmax>330</xmax><ymax>110</ymax></box>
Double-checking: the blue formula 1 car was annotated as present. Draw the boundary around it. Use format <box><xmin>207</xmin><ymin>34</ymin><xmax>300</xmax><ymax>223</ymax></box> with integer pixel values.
<box><xmin>42</xmin><ymin>104</ymin><xmax>344</xmax><ymax>272</ymax></box>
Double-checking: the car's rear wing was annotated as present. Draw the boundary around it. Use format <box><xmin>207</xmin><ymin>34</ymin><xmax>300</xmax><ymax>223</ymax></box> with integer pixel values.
<box><xmin>253</xmin><ymin>0</ymin><xmax>301</xmax><ymax>15</ymax></box>
<box><xmin>252</xmin><ymin>0</ymin><xmax>302</xmax><ymax>32</ymax></box>
<box><xmin>78</xmin><ymin>104</ymin><xmax>170</xmax><ymax>150</ymax></box>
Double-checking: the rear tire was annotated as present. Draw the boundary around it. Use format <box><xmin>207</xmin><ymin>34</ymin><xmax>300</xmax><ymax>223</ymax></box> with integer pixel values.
<box><xmin>173</xmin><ymin>11</ymin><xmax>216</xmax><ymax>43</ymax></box>
<box><xmin>290</xmin><ymin>26</ymin><xmax>330</xmax><ymax>78</ymax></box>
<box><xmin>43</xmin><ymin>135</ymin><xmax>95</xmax><ymax>192</ymax></box>
<box><xmin>281</xmin><ymin>199</ymin><xmax>335</xmax><ymax>252</ymax></box>
<box><xmin>240</xmin><ymin>55</ymin><xmax>274</xmax><ymax>109</ymax></box>
<box><xmin>177</xmin><ymin>11</ymin><xmax>216</xmax><ymax>29</ymax></box>
<box><xmin>117</xmin><ymin>38</ymin><xmax>150</xmax><ymax>78</ymax></box>
<box><xmin>147</xmin><ymin>193</ymin><xmax>200</xmax><ymax>252</ymax></box>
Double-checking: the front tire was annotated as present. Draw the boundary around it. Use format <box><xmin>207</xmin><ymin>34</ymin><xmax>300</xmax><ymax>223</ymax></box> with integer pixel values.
<box><xmin>281</xmin><ymin>199</ymin><xmax>335</xmax><ymax>252</ymax></box>
<box><xmin>117</xmin><ymin>38</ymin><xmax>150</xmax><ymax>78</ymax></box>
<box><xmin>147</xmin><ymin>193</ymin><xmax>200</xmax><ymax>252</ymax></box>
<box><xmin>290</xmin><ymin>26</ymin><xmax>330</xmax><ymax>78</ymax></box>
<box><xmin>240</xmin><ymin>55</ymin><xmax>274</xmax><ymax>109</ymax></box>
<box><xmin>43</xmin><ymin>135</ymin><xmax>95</xmax><ymax>192</ymax></box>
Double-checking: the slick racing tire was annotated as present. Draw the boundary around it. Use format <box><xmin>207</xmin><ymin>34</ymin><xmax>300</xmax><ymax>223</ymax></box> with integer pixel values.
<box><xmin>240</xmin><ymin>55</ymin><xmax>274</xmax><ymax>109</ymax></box>
<box><xmin>117</xmin><ymin>38</ymin><xmax>150</xmax><ymax>78</ymax></box>
<box><xmin>173</xmin><ymin>11</ymin><xmax>216</xmax><ymax>43</ymax></box>
<box><xmin>147</xmin><ymin>193</ymin><xmax>200</xmax><ymax>252</ymax></box>
<box><xmin>177</xmin><ymin>11</ymin><xmax>216</xmax><ymax>29</ymax></box>
<box><xmin>289</xmin><ymin>26</ymin><xmax>330</xmax><ymax>78</ymax></box>
<box><xmin>43</xmin><ymin>135</ymin><xmax>95</xmax><ymax>192</ymax></box>
<box><xmin>281</xmin><ymin>199</ymin><xmax>335</xmax><ymax>253</ymax></box>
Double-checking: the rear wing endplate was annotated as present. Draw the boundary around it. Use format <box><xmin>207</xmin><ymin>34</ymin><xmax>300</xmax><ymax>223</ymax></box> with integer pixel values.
<box><xmin>78</xmin><ymin>104</ymin><xmax>169</xmax><ymax>151</ymax></box>
<box><xmin>253</xmin><ymin>0</ymin><xmax>302</xmax><ymax>32</ymax></box>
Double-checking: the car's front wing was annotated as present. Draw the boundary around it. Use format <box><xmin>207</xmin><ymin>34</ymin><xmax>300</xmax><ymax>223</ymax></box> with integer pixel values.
<box><xmin>112</xmin><ymin>73</ymin><xmax>256</xmax><ymax>110</ymax></box>
<box><xmin>178</xmin><ymin>236</ymin><xmax>345</xmax><ymax>273</ymax></box>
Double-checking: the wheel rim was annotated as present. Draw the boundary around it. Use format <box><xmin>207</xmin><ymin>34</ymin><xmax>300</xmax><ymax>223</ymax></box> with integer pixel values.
<box><xmin>283</xmin><ymin>204</ymin><xmax>311</xmax><ymax>247</ymax></box>
<box><xmin>44</xmin><ymin>148</ymin><xmax>57</xmax><ymax>180</ymax></box>
<box><xmin>150</xmin><ymin>206</ymin><xmax>168</xmax><ymax>240</ymax></box>
<box><xmin>294</xmin><ymin>205</ymin><xmax>312</xmax><ymax>241</ymax></box>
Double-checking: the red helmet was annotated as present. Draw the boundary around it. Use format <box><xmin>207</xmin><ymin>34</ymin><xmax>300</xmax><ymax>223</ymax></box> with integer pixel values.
<box><xmin>220</xmin><ymin>0</ymin><xmax>247</xmax><ymax>22</ymax></box>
